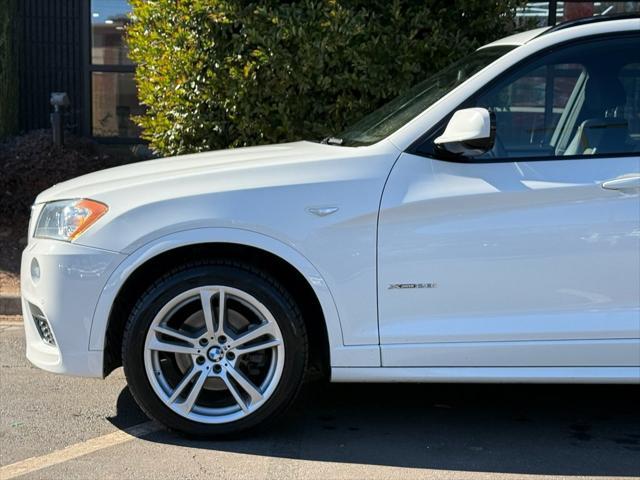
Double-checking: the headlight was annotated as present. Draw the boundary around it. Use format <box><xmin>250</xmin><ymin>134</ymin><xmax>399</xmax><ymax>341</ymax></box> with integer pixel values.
<box><xmin>34</xmin><ymin>199</ymin><xmax>108</xmax><ymax>241</ymax></box>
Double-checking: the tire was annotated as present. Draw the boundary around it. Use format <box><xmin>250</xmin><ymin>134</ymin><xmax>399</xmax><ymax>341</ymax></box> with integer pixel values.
<box><xmin>121</xmin><ymin>260</ymin><xmax>308</xmax><ymax>437</ymax></box>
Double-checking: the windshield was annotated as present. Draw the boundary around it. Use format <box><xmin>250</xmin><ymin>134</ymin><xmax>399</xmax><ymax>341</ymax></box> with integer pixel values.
<box><xmin>336</xmin><ymin>46</ymin><xmax>515</xmax><ymax>146</ymax></box>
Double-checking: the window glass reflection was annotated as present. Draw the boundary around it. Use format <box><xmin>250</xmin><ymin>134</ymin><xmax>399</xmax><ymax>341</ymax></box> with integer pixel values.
<box><xmin>516</xmin><ymin>1</ymin><xmax>640</xmax><ymax>27</ymax></box>
<box><xmin>92</xmin><ymin>72</ymin><xmax>143</xmax><ymax>137</ymax></box>
<box><xmin>558</xmin><ymin>1</ymin><xmax>640</xmax><ymax>22</ymax></box>
<box><xmin>91</xmin><ymin>0</ymin><xmax>133</xmax><ymax>65</ymax></box>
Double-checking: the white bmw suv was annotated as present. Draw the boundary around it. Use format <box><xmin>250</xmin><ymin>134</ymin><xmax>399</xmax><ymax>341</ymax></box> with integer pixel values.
<box><xmin>22</xmin><ymin>16</ymin><xmax>640</xmax><ymax>436</ymax></box>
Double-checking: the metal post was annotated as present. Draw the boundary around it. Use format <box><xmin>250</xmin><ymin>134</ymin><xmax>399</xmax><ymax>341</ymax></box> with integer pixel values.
<box><xmin>51</xmin><ymin>109</ymin><xmax>63</xmax><ymax>146</ymax></box>
<box><xmin>548</xmin><ymin>0</ymin><xmax>558</xmax><ymax>25</ymax></box>
<box><xmin>50</xmin><ymin>92</ymin><xmax>70</xmax><ymax>146</ymax></box>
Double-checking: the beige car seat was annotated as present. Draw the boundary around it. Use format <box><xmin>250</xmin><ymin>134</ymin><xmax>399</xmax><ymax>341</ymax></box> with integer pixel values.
<box><xmin>564</xmin><ymin>76</ymin><xmax>629</xmax><ymax>156</ymax></box>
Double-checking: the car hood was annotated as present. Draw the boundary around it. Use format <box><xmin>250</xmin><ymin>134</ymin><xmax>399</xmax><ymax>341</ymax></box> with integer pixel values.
<box><xmin>36</xmin><ymin>141</ymin><xmax>391</xmax><ymax>204</ymax></box>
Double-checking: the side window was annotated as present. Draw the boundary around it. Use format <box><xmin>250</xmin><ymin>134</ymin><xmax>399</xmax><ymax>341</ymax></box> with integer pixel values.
<box><xmin>475</xmin><ymin>63</ymin><xmax>585</xmax><ymax>158</ymax></box>
<box><xmin>619</xmin><ymin>62</ymin><xmax>640</xmax><ymax>142</ymax></box>
<box><xmin>417</xmin><ymin>35</ymin><xmax>640</xmax><ymax>161</ymax></box>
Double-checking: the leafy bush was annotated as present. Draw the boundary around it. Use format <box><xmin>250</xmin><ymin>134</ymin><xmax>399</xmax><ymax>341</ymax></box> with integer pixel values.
<box><xmin>128</xmin><ymin>0</ymin><xmax>523</xmax><ymax>156</ymax></box>
<box><xmin>0</xmin><ymin>130</ymin><xmax>143</xmax><ymax>224</ymax></box>
<box><xmin>0</xmin><ymin>130</ymin><xmax>144</xmax><ymax>274</ymax></box>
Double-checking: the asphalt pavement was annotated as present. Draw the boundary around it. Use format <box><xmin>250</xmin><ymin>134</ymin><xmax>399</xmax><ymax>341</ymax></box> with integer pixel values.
<box><xmin>1</xmin><ymin>320</ymin><xmax>639</xmax><ymax>480</ymax></box>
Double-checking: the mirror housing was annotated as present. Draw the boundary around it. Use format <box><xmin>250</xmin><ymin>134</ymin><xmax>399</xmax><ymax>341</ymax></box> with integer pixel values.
<box><xmin>434</xmin><ymin>107</ymin><xmax>495</xmax><ymax>156</ymax></box>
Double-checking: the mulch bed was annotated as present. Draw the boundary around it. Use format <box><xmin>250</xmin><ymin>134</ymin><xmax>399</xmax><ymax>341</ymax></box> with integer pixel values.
<box><xmin>0</xmin><ymin>130</ymin><xmax>147</xmax><ymax>280</ymax></box>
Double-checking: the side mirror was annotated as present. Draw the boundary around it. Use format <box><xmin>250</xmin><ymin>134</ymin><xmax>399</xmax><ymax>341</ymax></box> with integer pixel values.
<box><xmin>434</xmin><ymin>107</ymin><xmax>495</xmax><ymax>157</ymax></box>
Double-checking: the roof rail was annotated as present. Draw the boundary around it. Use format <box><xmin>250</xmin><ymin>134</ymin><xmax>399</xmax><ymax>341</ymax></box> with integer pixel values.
<box><xmin>540</xmin><ymin>12</ymin><xmax>640</xmax><ymax>36</ymax></box>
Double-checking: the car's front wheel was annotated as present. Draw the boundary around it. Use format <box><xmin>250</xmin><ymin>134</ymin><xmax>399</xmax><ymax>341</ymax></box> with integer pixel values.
<box><xmin>122</xmin><ymin>260</ymin><xmax>308</xmax><ymax>436</ymax></box>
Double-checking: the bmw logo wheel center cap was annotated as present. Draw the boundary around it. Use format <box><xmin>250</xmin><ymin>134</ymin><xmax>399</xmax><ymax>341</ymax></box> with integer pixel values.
<box><xmin>207</xmin><ymin>346</ymin><xmax>224</xmax><ymax>363</ymax></box>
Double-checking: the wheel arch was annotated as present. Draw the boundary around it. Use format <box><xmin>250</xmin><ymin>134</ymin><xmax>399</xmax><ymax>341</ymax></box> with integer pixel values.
<box><xmin>90</xmin><ymin>228</ymin><xmax>342</xmax><ymax>378</ymax></box>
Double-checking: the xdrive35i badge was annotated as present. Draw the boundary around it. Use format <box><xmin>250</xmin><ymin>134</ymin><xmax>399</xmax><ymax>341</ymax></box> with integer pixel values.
<box><xmin>388</xmin><ymin>283</ymin><xmax>437</xmax><ymax>289</ymax></box>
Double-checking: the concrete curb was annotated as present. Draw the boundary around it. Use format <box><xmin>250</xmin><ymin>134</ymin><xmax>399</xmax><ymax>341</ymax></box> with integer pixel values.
<box><xmin>0</xmin><ymin>296</ymin><xmax>22</xmax><ymax>316</ymax></box>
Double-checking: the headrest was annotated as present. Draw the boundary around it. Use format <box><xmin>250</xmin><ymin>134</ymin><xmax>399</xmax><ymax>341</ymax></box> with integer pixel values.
<box><xmin>584</xmin><ymin>75</ymin><xmax>627</xmax><ymax>113</ymax></box>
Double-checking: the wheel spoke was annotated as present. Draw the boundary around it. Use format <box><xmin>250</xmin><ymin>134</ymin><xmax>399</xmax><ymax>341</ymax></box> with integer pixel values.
<box><xmin>226</xmin><ymin>365</ymin><xmax>263</xmax><ymax>405</ymax></box>
<box><xmin>168</xmin><ymin>366</ymin><xmax>199</xmax><ymax>403</ymax></box>
<box><xmin>199</xmin><ymin>288</ymin><xmax>216</xmax><ymax>336</ymax></box>
<box><xmin>153</xmin><ymin>325</ymin><xmax>197</xmax><ymax>346</ymax></box>
<box><xmin>227</xmin><ymin>322</ymin><xmax>276</xmax><ymax>349</ymax></box>
<box><xmin>148</xmin><ymin>337</ymin><xmax>197</xmax><ymax>355</ymax></box>
<box><xmin>221</xmin><ymin>371</ymin><xmax>249</xmax><ymax>413</ymax></box>
<box><xmin>215</xmin><ymin>289</ymin><xmax>226</xmax><ymax>336</ymax></box>
<box><xmin>175</xmin><ymin>368</ymin><xmax>208</xmax><ymax>414</ymax></box>
<box><xmin>236</xmin><ymin>338</ymin><xmax>282</xmax><ymax>355</ymax></box>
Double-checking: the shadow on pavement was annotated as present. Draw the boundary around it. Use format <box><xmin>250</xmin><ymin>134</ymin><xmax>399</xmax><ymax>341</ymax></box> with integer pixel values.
<box><xmin>107</xmin><ymin>386</ymin><xmax>150</xmax><ymax>430</ymax></box>
<box><xmin>109</xmin><ymin>382</ymin><xmax>640</xmax><ymax>477</ymax></box>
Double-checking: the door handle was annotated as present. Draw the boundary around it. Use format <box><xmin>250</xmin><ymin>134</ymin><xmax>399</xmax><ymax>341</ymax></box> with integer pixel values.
<box><xmin>601</xmin><ymin>174</ymin><xmax>640</xmax><ymax>191</ymax></box>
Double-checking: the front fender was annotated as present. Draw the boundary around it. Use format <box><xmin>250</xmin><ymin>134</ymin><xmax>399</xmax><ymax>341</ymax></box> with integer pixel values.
<box><xmin>88</xmin><ymin>227</ymin><xmax>380</xmax><ymax>368</ymax></box>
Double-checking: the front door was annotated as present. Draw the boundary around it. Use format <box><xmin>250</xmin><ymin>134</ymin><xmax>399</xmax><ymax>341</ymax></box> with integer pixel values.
<box><xmin>378</xmin><ymin>34</ymin><xmax>640</xmax><ymax>367</ymax></box>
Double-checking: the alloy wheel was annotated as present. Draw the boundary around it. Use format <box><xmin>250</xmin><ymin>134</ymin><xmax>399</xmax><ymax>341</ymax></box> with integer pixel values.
<box><xmin>143</xmin><ymin>286</ymin><xmax>285</xmax><ymax>424</ymax></box>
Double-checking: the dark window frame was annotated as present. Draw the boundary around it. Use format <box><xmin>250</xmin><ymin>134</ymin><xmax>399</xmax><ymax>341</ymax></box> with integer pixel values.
<box><xmin>81</xmin><ymin>0</ymin><xmax>139</xmax><ymax>143</ymax></box>
<box><xmin>407</xmin><ymin>32</ymin><xmax>640</xmax><ymax>164</ymax></box>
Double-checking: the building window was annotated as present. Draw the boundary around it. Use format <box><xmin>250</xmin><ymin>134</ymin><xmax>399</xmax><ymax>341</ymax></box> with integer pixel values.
<box><xmin>517</xmin><ymin>1</ymin><xmax>640</xmax><ymax>27</ymax></box>
<box><xmin>91</xmin><ymin>1</ymin><xmax>133</xmax><ymax>65</ymax></box>
<box><xmin>91</xmin><ymin>72</ymin><xmax>142</xmax><ymax>137</ymax></box>
<box><xmin>89</xmin><ymin>0</ymin><xmax>140</xmax><ymax>139</ymax></box>
<box><xmin>516</xmin><ymin>1</ymin><xmax>553</xmax><ymax>27</ymax></box>
<box><xmin>555</xmin><ymin>1</ymin><xmax>640</xmax><ymax>23</ymax></box>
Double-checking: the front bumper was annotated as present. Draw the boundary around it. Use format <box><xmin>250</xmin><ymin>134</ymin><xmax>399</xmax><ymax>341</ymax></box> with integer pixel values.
<box><xmin>21</xmin><ymin>239</ymin><xmax>125</xmax><ymax>377</ymax></box>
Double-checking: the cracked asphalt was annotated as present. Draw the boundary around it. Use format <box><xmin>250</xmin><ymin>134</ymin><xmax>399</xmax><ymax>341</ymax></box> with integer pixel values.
<box><xmin>1</xmin><ymin>323</ymin><xmax>639</xmax><ymax>479</ymax></box>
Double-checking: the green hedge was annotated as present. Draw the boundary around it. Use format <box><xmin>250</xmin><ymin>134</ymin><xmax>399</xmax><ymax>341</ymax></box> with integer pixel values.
<box><xmin>128</xmin><ymin>0</ymin><xmax>523</xmax><ymax>156</ymax></box>
<box><xmin>0</xmin><ymin>0</ymin><xmax>18</xmax><ymax>139</ymax></box>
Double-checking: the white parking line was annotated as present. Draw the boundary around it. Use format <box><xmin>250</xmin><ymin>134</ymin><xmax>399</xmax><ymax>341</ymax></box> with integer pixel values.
<box><xmin>0</xmin><ymin>421</ymin><xmax>163</xmax><ymax>479</ymax></box>
<box><xmin>0</xmin><ymin>319</ymin><xmax>22</xmax><ymax>327</ymax></box>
